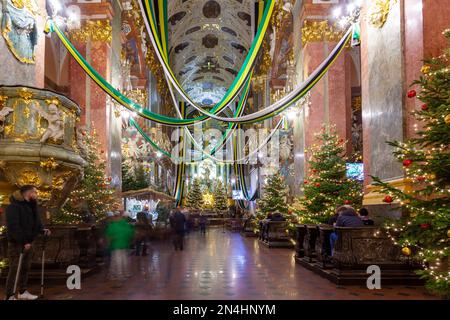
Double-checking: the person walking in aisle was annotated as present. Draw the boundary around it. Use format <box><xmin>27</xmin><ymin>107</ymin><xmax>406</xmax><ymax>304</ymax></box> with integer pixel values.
<box><xmin>169</xmin><ymin>209</ymin><xmax>186</xmax><ymax>251</ymax></box>
<box><xmin>105</xmin><ymin>212</ymin><xmax>135</xmax><ymax>283</ymax></box>
<box><xmin>4</xmin><ymin>185</ymin><xmax>51</xmax><ymax>300</ymax></box>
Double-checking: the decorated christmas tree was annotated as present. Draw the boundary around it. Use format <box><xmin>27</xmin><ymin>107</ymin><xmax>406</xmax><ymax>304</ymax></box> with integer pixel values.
<box><xmin>185</xmin><ymin>178</ymin><xmax>204</xmax><ymax>209</ymax></box>
<box><xmin>213</xmin><ymin>179</ymin><xmax>228</xmax><ymax>212</ymax></box>
<box><xmin>372</xmin><ymin>29</ymin><xmax>450</xmax><ymax>298</ymax></box>
<box><xmin>122</xmin><ymin>161</ymin><xmax>149</xmax><ymax>192</ymax></box>
<box><xmin>293</xmin><ymin>126</ymin><xmax>363</xmax><ymax>224</ymax></box>
<box><xmin>257</xmin><ymin>172</ymin><xmax>288</xmax><ymax>216</ymax></box>
<box><xmin>55</xmin><ymin>128</ymin><xmax>119</xmax><ymax>223</ymax></box>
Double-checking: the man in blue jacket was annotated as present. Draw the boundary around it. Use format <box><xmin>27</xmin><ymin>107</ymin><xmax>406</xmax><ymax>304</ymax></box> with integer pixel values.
<box><xmin>4</xmin><ymin>185</ymin><xmax>50</xmax><ymax>300</ymax></box>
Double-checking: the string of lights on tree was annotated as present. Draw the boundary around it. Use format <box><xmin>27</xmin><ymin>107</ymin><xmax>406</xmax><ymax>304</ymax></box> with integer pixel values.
<box><xmin>54</xmin><ymin>128</ymin><xmax>120</xmax><ymax>224</ymax></box>
<box><xmin>372</xmin><ymin>28</ymin><xmax>450</xmax><ymax>298</ymax></box>
<box><xmin>291</xmin><ymin>125</ymin><xmax>363</xmax><ymax>224</ymax></box>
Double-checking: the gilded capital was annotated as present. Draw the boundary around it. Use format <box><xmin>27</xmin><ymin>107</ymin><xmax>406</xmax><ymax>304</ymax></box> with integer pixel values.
<box><xmin>69</xmin><ymin>20</ymin><xmax>112</xmax><ymax>43</ymax></box>
<box><xmin>301</xmin><ymin>20</ymin><xmax>345</xmax><ymax>45</ymax></box>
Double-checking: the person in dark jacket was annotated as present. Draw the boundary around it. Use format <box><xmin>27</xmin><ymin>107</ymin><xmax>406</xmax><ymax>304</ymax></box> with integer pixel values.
<box><xmin>169</xmin><ymin>209</ymin><xmax>186</xmax><ymax>251</ymax></box>
<box><xmin>134</xmin><ymin>211</ymin><xmax>151</xmax><ymax>256</ymax></box>
<box><xmin>4</xmin><ymin>185</ymin><xmax>50</xmax><ymax>300</ymax></box>
<box><xmin>335</xmin><ymin>207</ymin><xmax>364</xmax><ymax>228</ymax></box>
<box><xmin>330</xmin><ymin>206</ymin><xmax>363</xmax><ymax>255</ymax></box>
<box><xmin>359</xmin><ymin>208</ymin><xmax>374</xmax><ymax>226</ymax></box>
<box><xmin>327</xmin><ymin>205</ymin><xmax>349</xmax><ymax>225</ymax></box>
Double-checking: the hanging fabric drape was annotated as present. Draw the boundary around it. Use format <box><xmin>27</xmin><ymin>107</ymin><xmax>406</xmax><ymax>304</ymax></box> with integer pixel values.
<box><xmin>46</xmin><ymin>19</ymin><xmax>352</xmax><ymax>125</ymax></box>
<box><xmin>138</xmin><ymin>0</ymin><xmax>274</xmax><ymax>116</ymax></box>
<box><xmin>173</xmin><ymin>101</ymin><xmax>187</xmax><ymax>205</ymax></box>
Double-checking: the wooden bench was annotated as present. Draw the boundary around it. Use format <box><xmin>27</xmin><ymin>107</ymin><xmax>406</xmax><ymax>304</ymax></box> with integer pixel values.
<box><xmin>241</xmin><ymin>218</ymin><xmax>258</xmax><ymax>237</ymax></box>
<box><xmin>295</xmin><ymin>225</ymin><xmax>422</xmax><ymax>285</ymax></box>
<box><xmin>260</xmin><ymin>221</ymin><xmax>294</xmax><ymax>248</ymax></box>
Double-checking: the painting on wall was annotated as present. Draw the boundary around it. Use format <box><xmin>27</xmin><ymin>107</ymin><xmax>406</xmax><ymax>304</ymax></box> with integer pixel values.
<box><xmin>1</xmin><ymin>0</ymin><xmax>39</xmax><ymax>64</ymax></box>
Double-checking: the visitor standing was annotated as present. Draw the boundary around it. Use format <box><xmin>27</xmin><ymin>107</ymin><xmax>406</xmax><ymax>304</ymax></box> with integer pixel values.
<box><xmin>199</xmin><ymin>214</ymin><xmax>207</xmax><ymax>235</ymax></box>
<box><xmin>134</xmin><ymin>211</ymin><xmax>151</xmax><ymax>256</ymax></box>
<box><xmin>169</xmin><ymin>209</ymin><xmax>186</xmax><ymax>251</ymax></box>
<box><xmin>105</xmin><ymin>212</ymin><xmax>135</xmax><ymax>282</ymax></box>
<box><xmin>4</xmin><ymin>185</ymin><xmax>51</xmax><ymax>300</ymax></box>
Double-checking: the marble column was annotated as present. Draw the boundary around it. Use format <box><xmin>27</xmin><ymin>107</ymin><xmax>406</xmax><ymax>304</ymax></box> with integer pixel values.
<box><xmin>67</xmin><ymin>2</ymin><xmax>122</xmax><ymax>190</ymax></box>
<box><xmin>362</xmin><ymin>0</ymin><xmax>450</xmax><ymax>213</ymax></box>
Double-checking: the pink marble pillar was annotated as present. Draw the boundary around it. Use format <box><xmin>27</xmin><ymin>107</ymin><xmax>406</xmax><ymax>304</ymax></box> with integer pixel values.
<box><xmin>68</xmin><ymin>42</ymin><xmax>87</xmax><ymax>124</ymax></box>
<box><xmin>303</xmin><ymin>41</ymin><xmax>352</xmax><ymax>167</ymax></box>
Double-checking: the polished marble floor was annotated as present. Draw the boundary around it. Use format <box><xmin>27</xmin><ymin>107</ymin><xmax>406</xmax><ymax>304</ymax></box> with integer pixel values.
<box><xmin>2</xmin><ymin>228</ymin><xmax>436</xmax><ymax>300</ymax></box>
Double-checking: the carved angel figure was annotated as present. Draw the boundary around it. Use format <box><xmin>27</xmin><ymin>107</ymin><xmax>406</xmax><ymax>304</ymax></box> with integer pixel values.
<box><xmin>31</xmin><ymin>102</ymin><xmax>64</xmax><ymax>143</ymax></box>
<box><xmin>0</xmin><ymin>107</ymin><xmax>13</xmax><ymax>133</ymax></box>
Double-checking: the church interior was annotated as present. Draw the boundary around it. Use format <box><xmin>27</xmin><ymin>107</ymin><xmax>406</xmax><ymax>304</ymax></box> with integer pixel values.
<box><xmin>0</xmin><ymin>0</ymin><xmax>449</xmax><ymax>301</ymax></box>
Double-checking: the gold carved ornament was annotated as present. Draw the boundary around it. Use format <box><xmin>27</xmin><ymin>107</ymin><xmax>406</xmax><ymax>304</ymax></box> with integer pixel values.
<box><xmin>17</xmin><ymin>170</ymin><xmax>41</xmax><ymax>186</ymax></box>
<box><xmin>69</xmin><ymin>20</ymin><xmax>112</xmax><ymax>42</ymax></box>
<box><xmin>368</xmin><ymin>0</ymin><xmax>398</xmax><ymax>29</ymax></box>
<box><xmin>40</xmin><ymin>157</ymin><xmax>59</xmax><ymax>171</ymax></box>
<box><xmin>301</xmin><ymin>20</ymin><xmax>345</xmax><ymax>46</ymax></box>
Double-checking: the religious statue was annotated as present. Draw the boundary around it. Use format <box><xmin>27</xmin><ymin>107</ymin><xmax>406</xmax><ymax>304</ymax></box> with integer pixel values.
<box><xmin>0</xmin><ymin>106</ymin><xmax>13</xmax><ymax>134</ymax></box>
<box><xmin>279</xmin><ymin>134</ymin><xmax>293</xmax><ymax>161</ymax></box>
<box><xmin>31</xmin><ymin>102</ymin><xmax>64</xmax><ymax>143</ymax></box>
<box><xmin>1</xmin><ymin>0</ymin><xmax>39</xmax><ymax>64</ymax></box>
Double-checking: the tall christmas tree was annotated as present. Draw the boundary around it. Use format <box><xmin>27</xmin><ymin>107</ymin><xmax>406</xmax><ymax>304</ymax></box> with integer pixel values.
<box><xmin>55</xmin><ymin>128</ymin><xmax>119</xmax><ymax>223</ymax></box>
<box><xmin>185</xmin><ymin>178</ymin><xmax>204</xmax><ymax>209</ymax></box>
<box><xmin>257</xmin><ymin>172</ymin><xmax>288</xmax><ymax>216</ymax></box>
<box><xmin>213</xmin><ymin>179</ymin><xmax>228</xmax><ymax>212</ymax></box>
<box><xmin>372</xmin><ymin>29</ymin><xmax>450</xmax><ymax>298</ymax></box>
<box><xmin>293</xmin><ymin>126</ymin><xmax>363</xmax><ymax>224</ymax></box>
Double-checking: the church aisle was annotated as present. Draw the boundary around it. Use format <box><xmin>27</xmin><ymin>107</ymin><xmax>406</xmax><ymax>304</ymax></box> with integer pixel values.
<box><xmin>8</xmin><ymin>229</ymin><xmax>434</xmax><ymax>300</ymax></box>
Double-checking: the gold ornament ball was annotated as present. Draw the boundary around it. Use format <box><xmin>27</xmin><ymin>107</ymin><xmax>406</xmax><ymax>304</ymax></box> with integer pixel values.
<box><xmin>402</xmin><ymin>247</ymin><xmax>412</xmax><ymax>256</ymax></box>
<box><xmin>445</xmin><ymin>114</ymin><xmax>450</xmax><ymax>124</ymax></box>
<box><xmin>447</xmin><ymin>229</ymin><xmax>450</xmax><ymax>237</ymax></box>
<box><xmin>421</xmin><ymin>65</ymin><xmax>431</xmax><ymax>74</ymax></box>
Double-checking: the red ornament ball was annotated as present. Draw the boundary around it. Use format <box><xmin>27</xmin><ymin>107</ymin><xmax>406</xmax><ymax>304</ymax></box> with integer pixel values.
<box><xmin>416</xmin><ymin>176</ymin><xmax>426</xmax><ymax>182</ymax></box>
<box><xmin>107</xmin><ymin>177</ymin><xmax>112</xmax><ymax>182</ymax></box>
<box><xmin>421</xmin><ymin>104</ymin><xmax>428</xmax><ymax>111</ymax></box>
<box><xmin>403</xmin><ymin>159</ymin><xmax>413</xmax><ymax>167</ymax></box>
<box><xmin>344</xmin><ymin>200</ymin><xmax>351</xmax><ymax>205</ymax></box>
<box><xmin>420</xmin><ymin>223</ymin><xmax>431</xmax><ymax>230</ymax></box>
<box><xmin>315</xmin><ymin>183</ymin><xmax>321</xmax><ymax>187</ymax></box>
<box><xmin>383</xmin><ymin>195</ymin><xmax>393</xmax><ymax>203</ymax></box>
<box><xmin>304</xmin><ymin>180</ymin><xmax>308</xmax><ymax>184</ymax></box>
<box><xmin>407</xmin><ymin>90</ymin><xmax>417</xmax><ymax>98</ymax></box>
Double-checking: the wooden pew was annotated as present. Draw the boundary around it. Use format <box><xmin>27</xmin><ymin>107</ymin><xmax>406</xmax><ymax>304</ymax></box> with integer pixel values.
<box><xmin>260</xmin><ymin>221</ymin><xmax>294</xmax><ymax>248</ymax></box>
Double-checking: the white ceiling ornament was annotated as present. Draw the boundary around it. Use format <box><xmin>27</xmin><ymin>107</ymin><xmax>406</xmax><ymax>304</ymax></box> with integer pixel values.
<box><xmin>167</xmin><ymin>0</ymin><xmax>253</xmax><ymax>106</ymax></box>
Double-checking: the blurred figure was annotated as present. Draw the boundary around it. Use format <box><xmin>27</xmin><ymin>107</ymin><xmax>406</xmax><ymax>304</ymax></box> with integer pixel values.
<box><xmin>134</xmin><ymin>211</ymin><xmax>151</xmax><ymax>256</ymax></box>
<box><xmin>359</xmin><ymin>208</ymin><xmax>374</xmax><ymax>226</ymax></box>
<box><xmin>271</xmin><ymin>212</ymin><xmax>286</xmax><ymax>221</ymax></box>
<box><xmin>199</xmin><ymin>214</ymin><xmax>207</xmax><ymax>235</ymax></box>
<box><xmin>105</xmin><ymin>212</ymin><xmax>135</xmax><ymax>282</ymax></box>
<box><xmin>4</xmin><ymin>185</ymin><xmax>51</xmax><ymax>300</ymax></box>
<box><xmin>169</xmin><ymin>209</ymin><xmax>186</xmax><ymax>251</ymax></box>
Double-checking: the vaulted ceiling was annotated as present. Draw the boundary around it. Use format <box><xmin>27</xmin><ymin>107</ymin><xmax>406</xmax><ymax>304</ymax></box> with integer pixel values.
<box><xmin>167</xmin><ymin>0</ymin><xmax>253</xmax><ymax>106</ymax></box>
